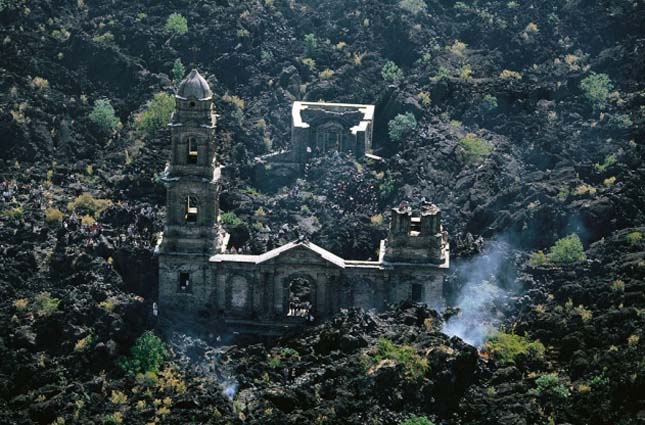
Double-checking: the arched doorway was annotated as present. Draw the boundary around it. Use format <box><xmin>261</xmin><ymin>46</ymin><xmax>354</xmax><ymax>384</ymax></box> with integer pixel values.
<box><xmin>285</xmin><ymin>275</ymin><xmax>315</xmax><ymax>319</ymax></box>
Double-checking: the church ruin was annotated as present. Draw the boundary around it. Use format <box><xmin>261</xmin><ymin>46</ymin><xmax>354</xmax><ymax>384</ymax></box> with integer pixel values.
<box><xmin>156</xmin><ymin>70</ymin><xmax>449</xmax><ymax>334</ymax></box>
<box><xmin>254</xmin><ymin>101</ymin><xmax>379</xmax><ymax>190</ymax></box>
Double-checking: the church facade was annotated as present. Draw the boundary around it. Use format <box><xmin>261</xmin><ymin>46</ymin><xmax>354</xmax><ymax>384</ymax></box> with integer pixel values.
<box><xmin>156</xmin><ymin>70</ymin><xmax>449</xmax><ymax>334</ymax></box>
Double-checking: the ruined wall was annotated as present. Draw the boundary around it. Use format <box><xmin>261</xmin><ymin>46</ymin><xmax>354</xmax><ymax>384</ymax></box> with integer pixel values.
<box><xmin>160</xmin><ymin>252</ymin><xmax>445</xmax><ymax>323</ymax></box>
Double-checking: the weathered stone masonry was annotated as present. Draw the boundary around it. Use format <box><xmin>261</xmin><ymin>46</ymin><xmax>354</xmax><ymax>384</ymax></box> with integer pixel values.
<box><xmin>157</xmin><ymin>70</ymin><xmax>449</xmax><ymax>333</ymax></box>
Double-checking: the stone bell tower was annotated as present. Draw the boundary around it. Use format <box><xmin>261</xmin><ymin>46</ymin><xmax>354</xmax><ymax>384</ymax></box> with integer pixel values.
<box><xmin>157</xmin><ymin>69</ymin><xmax>228</xmax><ymax>305</ymax></box>
<box><xmin>159</xmin><ymin>68</ymin><xmax>224</xmax><ymax>254</ymax></box>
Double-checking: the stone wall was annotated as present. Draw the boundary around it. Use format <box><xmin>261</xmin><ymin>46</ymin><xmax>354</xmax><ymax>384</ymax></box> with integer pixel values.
<box><xmin>159</xmin><ymin>244</ymin><xmax>446</xmax><ymax>327</ymax></box>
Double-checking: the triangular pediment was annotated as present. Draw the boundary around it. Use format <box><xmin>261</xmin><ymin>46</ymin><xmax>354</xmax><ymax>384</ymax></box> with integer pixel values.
<box><xmin>258</xmin><ymin>241</ymin><xmax>345</xmax><ymax>268</ymax></box>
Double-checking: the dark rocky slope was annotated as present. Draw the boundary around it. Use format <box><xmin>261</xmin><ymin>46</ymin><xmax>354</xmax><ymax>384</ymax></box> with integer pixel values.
<box><xmin>1</xmin><ymin>0</ymin><xmax>644</xmax><ymax>423</ymax></box>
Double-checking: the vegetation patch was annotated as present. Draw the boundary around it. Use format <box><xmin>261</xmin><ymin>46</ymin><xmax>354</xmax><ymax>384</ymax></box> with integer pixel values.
<box><xmin>89</xmin><ymin>99</ymin><xmax>121</xmax><ymax>134</ymax></box>
<box><xmin>401</xmin><ymin>417</ymin><xmax>434</xmax><ymax>425</ymax></box>
<box><xmin>485</xmin><ymin>332</ymin><xmax>545</xmax><ymax>365</ymax></box>
<box><xmin>580</xmin><ymin>72</ymin><xmax>613</xmax><ymax>111</ymax></box>
<box><xmin>531</xmin><ymin>234</ymin><xmax>586</xmax><ymax>266</ymax></box>
<box><xmin>119</xmin><ymin>331</ymin><xmax>168</xmax><ymax>375</ymax></box>
<box><xmin>165</xmin><ymin>13</ymin><xmax>188</xmax><ymax>36</ymax></box>
<box><xmin>459</xmin><ymin>133</ymin><xmax>492</xmax><ymax>162</ymax></box>
<box><xmin>388</xmin><ymin>112</ymin><xmax>417</xmax><ymax>142</ymax></box>
<box><xmin>626</xmin><ymin>231</ymin><xmax>642</xmax><ymax>246</ymax></box>
<box><xmin>135</xmin><ymin>92</ymin><xmax>175</xmax><ymax>138</ymax></box>
<box><xmin>530</xmin><ymin>373</ymin><xmax>571</xmax><ymax>400</ymax></box>
<box><xmin>67</xmin><ymin>193</ymin><xmax>112</xmax><ymax>217</ymax></box>
<box><xmin>363</xmin><ymin>338</ymin><xmax>429</xmax><ymax>380</ymax></box>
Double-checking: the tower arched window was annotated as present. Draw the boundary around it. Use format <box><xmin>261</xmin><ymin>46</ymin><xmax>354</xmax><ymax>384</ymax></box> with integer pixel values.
<box><xmin>185</xmin><ymin>196</ymin><xmax>198</xmax><ymax>223</ymax></box>
<box><xmin>187</xmin><ymin>137</ymin><xmax>198</xmax><ymax>164</ymax></box>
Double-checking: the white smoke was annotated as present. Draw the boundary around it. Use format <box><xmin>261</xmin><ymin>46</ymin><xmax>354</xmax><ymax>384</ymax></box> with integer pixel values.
<box><xmin>166</xmin><ymin>330</ymin><xmax>239</xmax><ymax>401</ymax></box>
<box><xmin>442</xmin><ymin>240</ymin><xmax>516</xmax><ymax>348</ymax></box>
<box><xmin>223</xmin><ymin>381</ymin><xmax>239</xmax><ymax>400</ymax></box>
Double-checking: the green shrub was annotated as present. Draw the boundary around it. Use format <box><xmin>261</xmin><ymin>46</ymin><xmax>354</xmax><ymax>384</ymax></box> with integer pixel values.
<box><xmin>548</xmin><ymin>234</ymin><xmax>586</xmax><ymax>264</ymax></box>
<box><xmin>401</xmin><ymin>417</ymin><xmax>434</xmax><ymax>425</ymax></box>
<box><xmin>165</xmin><ymin>13</ymin><xmax>188</xmax><ymax>36</ymax></box>
<box><xmin>382</xmin><ymin>60</ymin><xmax>404</xmax><ymax>83</ymax></box>
<box><xmin>172</xmin><ymin>58</ymin><xmax>185</xmax><ymax>82</ymax></box>
<box><xmin>89</xmin><ymin>99</ymin><xmax>121</xmax><ymax>134</ymax></box>
<box><xmin>459</xmin><ymin>133</ymin><xmax>492</xmax><ymax>162</ymax></box>
<box><xmin>388</xmin><ymin>112</ymin><xmax>417</xmax><ymax>142</ymax></box>
<box><xmin>485</xmin><ymin>332</ymin><xmax>545</xmax><ymax>365</ymax></box>
<box><xmin>368</xmin><ymin>338</ymin><xmax>429</xmax><ymax>380</ymax></box>
<box><xmin>134</xmin><ymin>92</ymin><xmax>175</xmax><ymax>138</ymax></box>
<box><xmin>67</xmin><ymin>192</ymin><xmax>112</xmax><ymax>217</ymax></box>
<box><xmin>92</xmin><ymin>31</ymin><xmax>114</xmax><ymax>44</ymax></box>
<box><xmin>530</xmin><ymin>373</ymin><xmax>570</xmax><ymax>400</ymax></box>
<box><xmin>119</xmin><ymin>331</ymin><xmax>168</xmax><ymax>374</ymax></box>
<box><xmin>33</xmin><ymin>292</ymin><xmax>61</xmax><ymax>317</ymax></box>
<box><xmin>379</xmin><ymin>175</ymin><xmax>396</xmax><ymax>201</ymax></box>
<box><xmin>220</xmin><ymin>212</ymin><xmax>244</xmax><ymax>227</ymax></box>
<box><xmin>0</xmin><ymin>0</ymin><xmax>20</xmax><ymax>12</ymax></box>
<box><xmin>594</xmin><ymin>153</ymin><xmax>617</xmax><ymax>172</ymax></box>
<box><xmin>1</xmin><ymin>206</ymin><xmax>23</xmax><ymax>219</ymax></box>
<box><xmin>303</xmin><ymin>33</ymin><xmax>317</xmax><ymax>57</ymax></box>
<box><xmin>608</xmin><ymin>113</ymin><xmax>633</xmax><ymax>129</ymax></box>
<box><xmin>529</xmin><ymin>250</ymin><xmax>549</xmax><ymax>267</ymax></box>
<box><xmin>580</xmin><ymin>72</ymin><xmax>613</xmax><ymax>111</ymax></box>
<box><xmin>399</xmin><ymin>0</ymin><xmax>427</xmax><ymax>15</ymax></box>
<box><xmin>626</xmin><ymin>231</ymin><xmax>642</xmax><ymax>246</ymax></box>
<box><xmin>44</xmin><ymin>208</ymin><xmax>64</xmax><ymax>223</ymax></box>
<box><xmin>481</xmin><ymin>94</ymin><xmax>498</xmax><ymax>112</ymax></box>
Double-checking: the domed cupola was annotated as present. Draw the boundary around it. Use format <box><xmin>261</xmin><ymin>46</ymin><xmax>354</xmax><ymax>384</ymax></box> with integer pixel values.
<box><xmin>172</xmin><ymin>69</ymin><xmax>216</xmax><ymax>127</ymax></box>
<box><xmin>177</xmin><ymin>69</ymin><xmax>212</xmax><ymax>101</ymax></box>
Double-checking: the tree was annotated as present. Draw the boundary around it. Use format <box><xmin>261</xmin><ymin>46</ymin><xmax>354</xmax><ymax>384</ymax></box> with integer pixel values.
<box><xmin>388</xmin><ymin>112</ymin><xmax>417</xmax><ymax>142</ymax></box>
<box><xmin>119</xmin><ymin>331</ymin><xmax>168</xmax><ymax>374</ymax></box>
<box><xmin>172</xmin><ymin>58</ymin><xmax>185</xmax><ymax>82</ymax></box>
<box><xmin>304</xmin><ymin>33</ymin><xmax>317</xmax><ymax>57</ymax></box>
<box><xmin>382</xmin><ymin>60</ymin><xmax>403</xmax><ymax>83</ymax></box>
<box><xmin>530</xmin><ymin>373</ymin><xmax>571</xmax><ymax>401</ymax></box>
<box><xmin>88</xmin><ymin>99</ymin><xmax>121</xmax><ymax>134</ymax></box>
<box><xmin>134</xmin><ymin>92</ymin><xmax>175</xmax><ymax>138</ymax></box>
<box><xmin>165</xmin><ymin>13</ymin><xmax>188</xmax><ymax>36</ymax></box>
<box><xmin>548</xmin><ymin>234</ymin><xmax>586</xmax><ymax>264</ymax></box>
<box><xmin>580</xmin><ymin>72</ymin><xmax>613</xmax><ymax>111</ymax></box>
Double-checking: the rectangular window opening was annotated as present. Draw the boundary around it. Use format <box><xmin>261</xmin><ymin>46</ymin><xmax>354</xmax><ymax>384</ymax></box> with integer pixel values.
<box><xmin>409</xmin><ymin>217</ymin><xmax>421</xmax><ymax>236</ymax></box>
<box><xmin>411</xmin><ymin>284</ymin><xmax>423</xmax><ymax>303</ymax></box>
<box><xmin>179</xmin><ymin>272</ymin><xmax>190</xmax><ymax>292</ymax></box>
<box><xmin>187</xmin><ymin>138</ymin><xmax>198</xmax><ymax>164</ymax></box>
<box><xmin>185</xmin><ymin>196</ymin><xmax>198</xmax><ymax>223</ymax></box>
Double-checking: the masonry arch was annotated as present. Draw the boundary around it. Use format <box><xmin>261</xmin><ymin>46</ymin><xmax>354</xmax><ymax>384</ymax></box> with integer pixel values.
<box><xmin>352</xmin><ymin>278</ymin><xmax>376</xmax><ymax>311</ymax></box>
<box><xmin>282</xmin><ymin>273</ymin><xmax>317</xmax><ymax>319</ymax></box>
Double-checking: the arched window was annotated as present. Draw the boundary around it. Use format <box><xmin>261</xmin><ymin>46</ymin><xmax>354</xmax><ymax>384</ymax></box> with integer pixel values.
<box><xmin>185</xmin><ymin>196</ymin><xmax>198</xmax><ymax>223</ymax></box>
<box><xmin>187</xmin><ymin>137</ymin><xmax>198</xmax><ymax>164</ymax></box>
